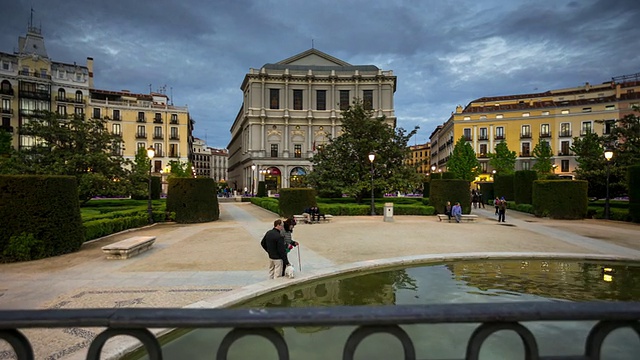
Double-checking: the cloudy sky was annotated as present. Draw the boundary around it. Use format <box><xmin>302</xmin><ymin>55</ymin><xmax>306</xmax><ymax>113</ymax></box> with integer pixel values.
<box><xmin>2</xmin><ymin>0</ymin><xmax>639</xmax><ymax>148</ymax></box>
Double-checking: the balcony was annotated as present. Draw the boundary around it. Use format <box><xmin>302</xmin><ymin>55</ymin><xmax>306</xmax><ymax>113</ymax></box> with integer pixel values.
<box><xmin>520</xmin><ymin>152</ymin><xmax>531</xmax><ymax>157</ymax></box>
<box><xmin>153</xmin><ymin>133</ymin><xmax>164</xmax><ymax>140</ymax></box>
<box><xmin>559</xmin><ymin>131</ymin><xmax>572</xmax><ymax>138</ymax></box>
<box><xmin>464</xmin><ymin>136</ymin><xmax>472</xmax><ymax>141</ymax></box>
<box><xmin>0</xmin><ymin>88</ymin><xmax>14</xmax><ymax>96</ymax></box>
<box><xmin>520</xmin><ymin>132</ymin><xmax>531</xmax><ymax>139</ymax></box>
<box><xmin>153</xmin><ymin>117</ymin><xmax>163</xmax><ymax>124</ymax></box>
<box><xmin>580</xmin><ymin>130</ymin><xmax>592</xmax><ymax>136</ymax></box>
<box><xmin>170</xmin><ymin>134</ymin><xmax>180</xmax><ymax>140</ymax></box>
<box><xmin>154</xmin><ymin>150</ymin><xmax>164</xmax><ymax>157</ymax></box>
<box><xmin>19</xmin><ymin>70</ymin><xmax>51</xmax><ymax>79</ymax></box>
<box><xmin>494</xmin><ymin>135</ymin><xmax>505</xmax><ymax>140</ymax></box>
<box><xmin>0</xmin><ymin>125</ymin><xmax>13</xmax><ymax>133</ymax></box>
<box><xmin>170</xmin><ymin>119</ymin><xmax>179</xmax><ymax>124</ymax></box>
<box><xmin>135</xmin><ymin>133</ymin><xmax>147</xmax><ymax>139</ymax></box>
<box><xmin>55</xmin><ymin>96</ymin><xmax>85</xmax><ymax>104</ymax></box>
<box><xmin>540</xmin><ymin>132</ymin><xmax>551</xmax><ymax>138</ymax></box>
<box><xmin>478</xmin><ymin>135</ymin><xmax>488</xmax><ymax>140</ymax></box>
<box><xmin>169</xmin><ymin>152</ymin><xmax>180</xmax><ymax>158</ymax></box>
<box><xmin>1</xmin><ymin>108</ymin><xmax>13</xmax><ymax>114</ymax></box>
<box><xmin>477</xmin><ymin>153</ymin><xmax>488</xmax><ymax>158</ymax></box>
<box><xmin>558</xmin><ymin>151</ymin><xmax>572</xmax><ymax>156</ymax></box>
<box><xmin>137</xmin><ymin>117</ymin><xmax>146</xmax><ymax>123</ymax></box>
<box><xmin>20</xmin><ymin>90</ymin><xmax>50</xmax><ymax>100</ymax></box>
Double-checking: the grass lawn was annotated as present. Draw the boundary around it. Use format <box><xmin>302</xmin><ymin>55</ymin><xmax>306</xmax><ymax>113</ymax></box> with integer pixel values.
<box><xmin>81</xmin><ymin>199</ymin><xmax>166</xmax><ymax>222</ymax></box>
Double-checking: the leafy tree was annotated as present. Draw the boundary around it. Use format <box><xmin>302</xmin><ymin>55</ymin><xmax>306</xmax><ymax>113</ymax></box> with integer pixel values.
<box><xmin>532</xmin><ymin>139</ymin><xmax>554</xmax><ymax>175</ymax></box>
<box><xmin>570</xmin><ymin>132</ymin><xmax>614</xmax><ymax>198</ymax></box>
<box><xmin>306</xmin><ymin>99</ymin><xmax>420</xmax><ymax>203</ymax></box>
<box><xmin>602</xmin><ymin>107</ymin><xmax>640</xmax><ymax>168</ymax></box>
<box><xmin>446</xmin><ymin>135</ymin><xmax>480</xmax><ymax>181</ymax></box>
<box><xmin>168</xmin><ymin>160</ymin><xmax>193</xmax><ymax>178</ymax></box>
<box><xmin>487</xmin><ymin>140</ymin><xmax>516</xmax><ymax>175</ymax></box>
<box><xmin>0</xmin><ymin>129</ymin><xmax>11</xmax><ymax>155</ymax></box>
<box><xmin>129</xmin><ymin>147</ymin><xmax>153</xmax><ymax>199</ymax></box>
<box><xmin>1</xmin><ymin>111</ymin><xmax>130</xmax><ymax>202</ymax></box>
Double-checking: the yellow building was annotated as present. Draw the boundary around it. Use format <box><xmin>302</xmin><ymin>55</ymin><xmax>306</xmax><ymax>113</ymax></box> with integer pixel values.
<box><xmin>430</xmin><ymin>74</ymin><xmax>640</xmax><ymax>179</ymax></box>
<box><xmin>407</xmin><ymin>142</ymin><xmax>430</xmax><ymax>176</ymax></box>
<box><xmin>0</xmin><ymin>22</ymin><xmax>192</xmax><ymax>174</ymax></box>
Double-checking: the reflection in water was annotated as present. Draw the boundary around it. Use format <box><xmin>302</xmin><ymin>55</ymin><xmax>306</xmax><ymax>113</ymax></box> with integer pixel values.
<box><xmin>134</xmin><ymin>260</ymin><xmax>640</xmax><ymax>360</ymax></box>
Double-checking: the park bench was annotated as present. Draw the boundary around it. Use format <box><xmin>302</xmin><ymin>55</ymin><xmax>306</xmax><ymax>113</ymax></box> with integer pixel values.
<box><xmin>437</xmin><ymin>214</ymin><xmax>478</xmax><ymax>223</ymax></box>
<box><xmin>101</xmin><ymin>236</ymin><xmax>156</xmax><ymax>259</ymax></box>
<box><xmin>294</xmin><ymin>214</ymin><xmax>333</xmax><ymax>224</ymax></box>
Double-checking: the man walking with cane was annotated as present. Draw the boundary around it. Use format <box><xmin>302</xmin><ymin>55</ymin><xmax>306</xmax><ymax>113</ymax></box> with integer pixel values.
<box><xmin>261</xmin><ymin>219</ymin><xmax>289</xmax><ymax>279</ymax></box>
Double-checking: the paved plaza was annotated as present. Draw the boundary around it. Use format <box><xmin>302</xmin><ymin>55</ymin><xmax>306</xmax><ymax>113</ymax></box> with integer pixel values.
<box><xmin>1</xmin><ymin>202</ymin><xmax>640</xmax><ymax>359</ymax></box>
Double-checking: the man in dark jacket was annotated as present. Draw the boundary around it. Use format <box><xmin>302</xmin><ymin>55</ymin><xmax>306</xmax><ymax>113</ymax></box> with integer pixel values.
<box><xmin>261</xmin><ymin>219</ymin><xmax>288</xmax><ymax>278</ymax></box>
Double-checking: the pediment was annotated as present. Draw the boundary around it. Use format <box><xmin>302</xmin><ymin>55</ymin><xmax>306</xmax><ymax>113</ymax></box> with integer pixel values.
<box><xmin>277</xmin><ymin>49</ymin><xmax>351</xmax><ymax>67</ymax></box>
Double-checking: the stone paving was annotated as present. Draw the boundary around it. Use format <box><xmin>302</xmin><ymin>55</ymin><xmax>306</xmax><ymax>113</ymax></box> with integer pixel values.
<box><xmin>1</xmin><ymin>202</ymin><xmax>639</xmax><ymax>359</ymax></box>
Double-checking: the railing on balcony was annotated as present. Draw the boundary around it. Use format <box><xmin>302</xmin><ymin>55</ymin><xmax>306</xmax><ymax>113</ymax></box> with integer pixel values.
<box><xmin>0</xmin><ymin>302</ymin><xmax>638</xmax><ymax>360</ymax></box>
<box><xmin>170</xmin><ymin>135</ymin><xmax>180</xmax><ymax>140</ymax></box>
<box><xmin>135</xmin><ymin>133</ymin><xmax>147</xmax><ymax>139</ymax></box>
<box><xmin>170</xmin><ymin>119</ymin><xmax>179</xmax><ymax>124</ymax></box>
<box><xmin>19</xmin><ymin>90</ymin><xmax>50</xmax><ymax>100</ymax></box>
<box><xmin>55</xmin><ymin>96</ymin><xmax>85</xmax><ymax>104</ymax></box>
<box><xmin>520</xmin><ymin>132</ymin><xmax>531</xmax><ymax>139</ymax></box>
<box><xmin>558</xmin><ymin>151</ymin><xmax>572</xmax><ymax>156</ymax></box>
<box><xmin>0</xmin><ymin>88</ymin><xmax>14</xmax><ymax>96</ymax></box>
<box><xmin>478</xmin><ymin>135</ymin><xmax>488</xmax><ymax>140</ymax></box>
<box><xmin>494</xmin><ymin>135</ymin><xmax>505</xmax><ymax>140</ymax></box>
<box><xmin>153</xmin><ymin>133</ymin><xmax>164</xmax><ymax>140</ymax></box>
<box><xmin>463</xmin><ymin>136</ymin><xmax>472</xmax><ymax>141</ymax></box>
<box><xmin>137</xmin><ymin>117</ymin><xmax>146</xmax><ymax>123</ymax></box>
<box><xmin>1</xmin><ymin>108</ymin><xmax>13</xmax><ymax>114</ymax></box>
<box><xmin>477</xmin><ymin>153</ymin><xmax>488</xmax><ymax>158</ymax></box>
<box><xmin>559</xmin><ymin>131</ymin><xmax>572</xmax><ymax>137</ymax></box>
<box><xmin>18</xmin><ymin>70</ymin><xmax>51</xmax><ymax>79</ymax></box>
<box><xmin>540</xmin><ymin>132</ymin><xmax>552</xmax><ymax>138</ymax></box>
<box><xmin>520</xmin><ymin>152</ymin><xmax>531</xmax><ymax>157</ymax></box>
<box><xmin>169</xmin><ymin>152</ymin><xmax>180</xmax><ymax>158</ymax></box>
<box><xmin>154</xmin><ymin>150</ymin><xmax>163</xmax><ymax>157</ymax></box>
<box><xmin>153</xmin><ymin>117</ymin><xmax>163</xmax><ymax>124</ymax></box>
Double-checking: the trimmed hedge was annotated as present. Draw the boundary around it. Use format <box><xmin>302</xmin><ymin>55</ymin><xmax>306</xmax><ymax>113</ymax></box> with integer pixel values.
<box><xmin>250</xmin><ymin>197</ymin><xmax>280</xmax><ymax>214</ymax></box>
<box><xmin>422</xmin><ymin>181</ymin><xmax>430</xmax><ymax>197</ymax></box>
<box><xmin>430</xmin><ymin>179</ymin><xmax>471</xmax><ymax>214</ymax></box>
<box><xmin>441</xmin><ymin>172</ymin><xmax>456</xmax><ymax>179</ymax></box>
<box><xmin>629</xmin><ymin>165</ymin><xmax>640</xmax><ymax>223</ymax></box>
<box><xmin>532</xmin><ymin>180</ymin><xmax>588</xmax><ymax>219</ymax></box>
<box><xmin>494</xmin><ymin>174</ymin><xmax>514</xmax><ymax>201</ymax></box>
<box><xmin>0</xmin><ymin>175</ymin><xmax>84</xmax><ymax>262</ymax></box>
<box><xmin>514</xmin><ymin>170</ymin><xmax>537</xmax><ymax>205</ymax></box>
<box><xmin>478</xmin><ymin>182</ymin><xmax>494</xmax><ymax>205</ymax></box>
<box><xmin>166</xmin><ymin>178</ymin><xmax>219</xmax><ymax>223</ymax></box>
<box><xmin>279</xmin><ymin>188</ymin><xmax>317</xmax><ymax>217</ymax></box>
<box><xmin>151</xmin><ymin>176</ymin><xmax>162</xmax><ymax>200</ymax></box>
<box><xmin>257</xmin><ymin>181</ymin><xmax>267</xmax><ymax>197</ymax></box>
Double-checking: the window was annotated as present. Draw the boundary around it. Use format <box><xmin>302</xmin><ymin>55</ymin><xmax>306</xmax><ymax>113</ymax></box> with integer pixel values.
<box><xmin>495</xmin><ymin>126</ymin><xmax>504</xmax><ymax>140</ymax></box>
<box><xmin>561</xmin><ymin>160</ymin><xmax>569</xmax><ymax>172</ymax></box>
<box><xmin>560</xmin><ymin>123</ymin><xmax>571</xmax><ymax>137</ymax></box>
<box><xmin>293</xmin><ymin>89</ymin><xmax>303</xmax><ymax>110</ymax></box>
<box><xmin>170</xmin><ymin>114</ymin><xmax>178</xmax><ymax>124</ymax></box>
<box><xmin>522</xmin><ymin>112</ymin><xmax>530</xmax><ymax>117</ymax></box>
<box><xmin>463</xmin><ymin>128</ymin><xmax>471</xmax><ymax>141</ymax></box>
<box><xmin>541</xmin><ymin>124</ymin><xmax>550</xmax><ymax>137</ymax></box>
<box><xmin>170</xmin><ymin>143</ymin><xmax>178</xmax><ymax>157</ymax></box>
<box><xmin>339</xmin><ymin>90</ymin><xmax>350</xmax><ymax>110</ymax></box>
<box><xmin>561</xmin><ymin>109</ymin><xmax>569</xmax><ymax>114</ymax></box>
<box><xmin>463</xmin><ymin>116</ymin><xmax>471</xmax><ymax>120</ymax></box>
<box><xmin>113</xmin><ymin>109</ymin><xmax>120</xmax><ymax>121</ymax></box>
<box><xmin>294</xmin><ymin>144</ymin><xmax>302</xmax><ymax>158</ymax></box>
<box><xmin>75</xmin><ymin>73</ymin><xmax>82</xmax><ymax>81</ymax></box>
<box><xmin>481</xmin><ymin>162</ymin><xmax>487</xmax><ymax>173</ymax></box>
<box><xmin>270</xmin><ymin>144</ymin><xmax>278</xmax><ymax>157</ymax></box>
<box><xmin>479</xmin><ymin>127</ymin><xmax>488</xmax><ymax>140</ymax></box>
<box><xmin>604</xmin><ymin>120</ymin><xmax>615</xmax><ymax>135</ymax></box>
<box><xmin>582</xmin><ymin>107</ymin><xmax>592</xmax><ymax>112</ymax></box>
<box><xmin>112</xmin><ymin>123</ymin><xmax>121</xmax><ymax>136</ymax></box>
<box><xmin>137</xmin><ymin>112</ymin><xmax>145</xmax><ymax>122</ymax></box>
<box><xmin>522</xmin><ymin>161</ymin><xmax>530</xmax><ymax>170</ymax></box>
<box><xmin>542</xmin><ymin>111</ymin><xmax>550</xmax><ymax>116</ymax></box>
<box><xmin>93</xmin><ymin>108</ymin><xmax>101</xmax><ymax>119</ymax></box>
<box><xmin>1</xmin><ymin>98</ymin><xmax>10</xmax><ymax>112</ymax></box>
<box><xmin>521</xmin><ymin>125</ymin><xmax>531</xmax><ymax>138</ymax></box>
<box><xmin>479</xmin><ymin>115</ymin><xmax>487</xmax><ymax>120</ymax></box>
<box><xmin>316</xmin><ymin>90</ymin><xmax>326</xmax><ymax>110</ymax></box>
<box><xmin>75</xmin><ymin>91</ymin><xmax>83</xmax><ymax>102</ymax></box>
<box><xmin>581</xmin><ymin>121</ymin><xmax>592</xmax><ymax>135</ymax></box>
<box><xmin>479</xmin><ymin>144</ymin><xmax>487</xmax><ymax>156</ymax></box>
<box><xmin>496</xmin><ymin>114</ymin><xmax>504</xmax><ymax>119</ymax></box>
<box><xmin>137</xmin><ymin>125</ymin><xmax>146</xmax><ymax>137</ymax></box>
<box><xmin>56</xmin><ymin>105</ymin><xmax>66</xmax><ymax>116</ymax></box>
<box><xmin>154</xmin><ymin>112</ymin><xmax>162</xmax><ymax>123</ymax></box>
<box><xmin>171</xmin><ymin>127</ymin><xmax>179</xmax><ymax>139</ymax></box>
<box><xmin>154</xmin><ymin>126</ymin><xmax>162</xmax><ymax>139</ymax></box>
<box><xmin>521</xmin><ymin>143</ymin><xmax>530</xmax><ymax>157</ymax></box>
<box><xmin>1</xmin><ymin>61</ymin><xmax>9</xmax><ymax>71</ymax></box>
<box><xmin>561</xmin><ymin>141</ymin><xmax>570</xmax><ymax>156</ymax></box>
<box><xmin>57</xmin><ymin>88</ymin><xmax>65</xmax><ymax>100</ymax></box>
<box><xmin>137</xmin><ymin>142</ymin><xmax>146</xmax><ymax>149</ymax></box>
<box><xmin>269</xmin><ymin>89</ymin><xmax>279</xmax><ymax>109</ymax></box>
<box><xmin>74</xmin><ymin>107</ymin><xmax>83</xmax><ymax>116</ymax></box>
<box><xmin>363</xmin><ymin>90</ymin><xmax>373</xmax><ymax>110</ymax></box>
<box><xmin>154</xmin><ymin>143</ymin><xmax>162</xmax><ymax>157</ymax></box>
<box><xmin>605</xmin><ymin>105</ymin><xmax>615</xmax><ymax>110</ymax></box>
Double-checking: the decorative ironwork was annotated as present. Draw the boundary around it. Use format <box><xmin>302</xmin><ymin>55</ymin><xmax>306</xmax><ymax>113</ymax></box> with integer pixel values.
<box><xmin>0</xmin><ymin>302</ymin><xmax>639</xmax><ymax>360</ymax></box>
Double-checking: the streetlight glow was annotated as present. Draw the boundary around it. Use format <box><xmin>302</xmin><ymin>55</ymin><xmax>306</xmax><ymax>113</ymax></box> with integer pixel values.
<box><xmin>604</xmin><ymin>149</ymin><xmax>614</xmax><ymax>220</ymax></box>
<box><xmin>369</xmin><ymin>152</ymin><xmax>376</xmax><ymax>216</ymax></box>
<box><xmin>431</xmin><ymin>165</ymin><xmax>436</xmax><ymax>172</ymax></box>
<box><xmin>250</xmin><ymin>164</ymin><xmax>256</xmax><ymax>197</ymax></box>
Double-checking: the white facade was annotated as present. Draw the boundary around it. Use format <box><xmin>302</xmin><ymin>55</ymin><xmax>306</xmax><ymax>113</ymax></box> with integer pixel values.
<box><xmin>227</xmin><ymin>49</ymin><xmax>397</xmax><ymax>194</ymax></box>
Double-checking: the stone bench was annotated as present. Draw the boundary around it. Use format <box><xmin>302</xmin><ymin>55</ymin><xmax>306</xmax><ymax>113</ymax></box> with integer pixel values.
<box><xmin>294</xmin><ymin>214</ymin><xmax>333</xmax><ymax>224</ymax></box>
<box><xmin>437</xmin><ymin>214</ymin><xmax>478</xmax><ymax>223</ymax></box>
<box><xmin>101</xmin><ymin>236</ymin><xmax>156</xmax><ymax>259</ymax></box>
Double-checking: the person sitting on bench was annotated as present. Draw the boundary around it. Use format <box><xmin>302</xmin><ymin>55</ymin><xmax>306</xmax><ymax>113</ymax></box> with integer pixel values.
<box><xmin>310</xmin><ymin>206</ymin><xmax>326</xmax><ymax>222</ymax></box>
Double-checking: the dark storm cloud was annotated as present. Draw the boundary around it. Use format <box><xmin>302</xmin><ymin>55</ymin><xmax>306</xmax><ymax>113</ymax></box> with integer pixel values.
<box><xmin>2</xmin><ymin>0</ymin><xmax>639</xmax><ymax>146</ymax></box>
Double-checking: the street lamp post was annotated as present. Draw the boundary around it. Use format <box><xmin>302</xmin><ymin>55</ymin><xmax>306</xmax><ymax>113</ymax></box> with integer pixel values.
<box><xmin>604</xmin><ymin>149</ymin><xmax>614</xmax><ymax>220</ymax></box>
<box><xmin>146</xmin><ymin>146</ymin><xmax>155</xmax><ymax>224</ymax></box>
<box><xmin>368</xmin><ymin>152</ymin><xmax>376</xmax><ymax>216</ymax></box>
<box><xmin>431</xmin><ymin>165</ymin><xmax>436</xmax><ymax>173</ymax></box>
<box><xmin>250</xmin><ymin>164</ymin><xmax>256</xmax><ymax>197</ymax></box>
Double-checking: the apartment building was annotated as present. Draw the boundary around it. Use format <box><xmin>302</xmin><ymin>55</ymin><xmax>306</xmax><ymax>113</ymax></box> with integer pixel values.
<box><xmin>430</xmin><ymin>74</ymin><xmax>640</xmax><ymax>179</ymax></box>
<box><xmin>407</xmin><ymin>142</ymin><xmax>431</xmax><ymax>175</ymax></box>
<box><xmin>210</xmin><ymin>147</ymin><xmax>228</xmax><ymax>183</ymax></box>
<box><xmin>227</xmin><ymin>48</ymin><xmax>397</xmax><ymax>193</ymax></box>
<box><xmin>0</xmin><ymin>23</ymin><xmax>192</xmax><ymax>175</ymax></box>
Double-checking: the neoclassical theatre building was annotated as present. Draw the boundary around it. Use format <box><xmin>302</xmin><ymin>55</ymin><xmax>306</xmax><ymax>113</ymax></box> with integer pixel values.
<box><xmin>227</xmin><ymin>49</ymin><xmax>397</xmax><ymax>193</ymax></box>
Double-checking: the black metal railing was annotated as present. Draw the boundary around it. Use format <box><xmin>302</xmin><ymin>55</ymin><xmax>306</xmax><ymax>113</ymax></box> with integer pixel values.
<box><xmin>2</xmin><ymin>302</ymin><xmax>639</xmax><ymax>360</ymax></box>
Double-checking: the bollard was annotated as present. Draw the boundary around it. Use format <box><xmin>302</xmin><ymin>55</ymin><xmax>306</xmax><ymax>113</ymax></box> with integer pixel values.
<box><xmin>383</xmin><ymin>202</ymin><xmax>394</xmax><ymax>222</ymax></box>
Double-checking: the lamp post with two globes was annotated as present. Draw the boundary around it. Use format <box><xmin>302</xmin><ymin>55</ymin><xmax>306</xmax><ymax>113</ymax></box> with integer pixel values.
<box><xmin>368</xmin><ymin>152</ymin><xmax>376</xmax><ymax>216</ymax></box>
<box><xmin>604</xmin><ymin>149</ymin><xmax>614</xmax><ymax>220</ymax></box>
<box><xmin>146</xmin><ymin>146</ymin><xmax>155</xmax><ymax>224</ymax></box>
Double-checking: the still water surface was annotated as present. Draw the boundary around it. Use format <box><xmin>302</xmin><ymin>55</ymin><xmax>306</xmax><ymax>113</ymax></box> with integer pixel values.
<box><xmin>134</xmin><ymin>259</ymin><xmax>640</xmax><ymax>359</ymax></box>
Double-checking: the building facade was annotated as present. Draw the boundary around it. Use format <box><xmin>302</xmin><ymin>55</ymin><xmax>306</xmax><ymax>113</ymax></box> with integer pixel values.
<box><xmin>430</xmin><ymin>75</ymin><xmax>640</xmax><ymax>179</ymax></box>
<box><xmin>210</xmin><ymin>147</ymin><xmax>228</xmax><ymax>183</ymax></box>
<box><xmin>407</xmin><ymin>142</ymin><xmax>431</xmax><ymax>176</ymax></box>
<box><xmin>0</xmin><ymin>23</ymin><xmax>193</xmax><ymax>175</ymax></box>
<box><xmin>227</xmin><ymin>49</ymin><xmax>397</xmax><ymax>194</ymax></box>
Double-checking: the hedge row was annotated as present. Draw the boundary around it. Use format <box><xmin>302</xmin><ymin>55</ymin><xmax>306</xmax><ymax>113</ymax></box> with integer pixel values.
<box><xmin>83</xmin><ymin>210</ymin><xmax>171</xmax><ymax>241</ymax></box>
<box><xmin>429</xmin><ymin>179</ymin><xmax>471</xmax><ymax>215</ymax></box>
<box><xmin>166</xmin><ymin>178</ymin><xmax>219</xmax><ymax>223</ymax></box>
<box><xmin>532</xmin><ymin>180</ymin><xmax>588</xmax><ymax>219</ymax></box>
<box><xmin>278</xmin><ymin>188</ymin><xmax>316</xmax><ymax>217</ymax></box>
<box><xmin>629</xmin><ymin>165</ymin><xmax>640</xmax><ymax>223</ymax></box>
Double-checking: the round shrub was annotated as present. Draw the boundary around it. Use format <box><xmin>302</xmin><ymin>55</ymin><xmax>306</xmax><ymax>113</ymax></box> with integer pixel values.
<box><xmin>430</xmin><ymin>179</ymin><xmax>471</xmax><ymax>214</ymax></box>
<box><xmin>166</xmin><ymin>178</ymin><xmax>219</xmax><ymax>223</ymax></box>
<box><xmin>532</xmin><ymin>180</ymin><xmax>588</xmax><ymax>219</ymax></box>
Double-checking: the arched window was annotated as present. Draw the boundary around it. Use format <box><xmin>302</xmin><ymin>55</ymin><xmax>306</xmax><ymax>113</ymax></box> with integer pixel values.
<box><xmin>75</xmin><ymin>90</ymin><xmax>83</xmax><ymax>103</ymax></box>
<box><xmin>57</xmin><ymin>88</ymin><xmax>65</xmax><ymax>101</ymax></box>
<box><xmin>290</xmin><ymin>167</ymin><xmax>307</xmax><ymax>188</ymax></box>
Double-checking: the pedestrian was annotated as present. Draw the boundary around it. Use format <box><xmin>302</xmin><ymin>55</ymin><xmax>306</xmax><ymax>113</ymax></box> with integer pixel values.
<box><xmin>498</xmin><ymin>197</ymin><xmax>507</xmax><ymax>223</ymax></box>
<box><xmin>478</xmin><ymin>191</ymin><xmax>485</xmax><ymax>209</ymax></box>
<box><xmin>471</xmin><ymin>190</ymin><xmax>479</xmax><ymax>209</ymax></box>
<box><xmin>451</xmin><ymin>202</ymin><xmax>463</xmax><ymax>223</ymax></box>
<box><xmin>442</xmin><ymin>201</ymin><xmax>452</xmax><ymax>221</ymax></box>
<box><xmin>494</xmin><ymin>197</ymin><xmax>500</xmax><ymax>216</ymax></box>
<box><xmin>260</xmin><ymin>219</ymin><xmax>289</xmax><ymax>279</ymax></box>
<box><xmin>280</xmin><ymin>217</ymin><xmax>299</xmax><ymax>276</ymax></box>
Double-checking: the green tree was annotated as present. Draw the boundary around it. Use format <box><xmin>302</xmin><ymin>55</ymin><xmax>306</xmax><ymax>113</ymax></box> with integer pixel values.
<box><xmin>0</xmin><ymin>129</ymin><xmax>11</xmax><ymax>155</ymax></box>
<box><xmin>487</xmin><ymin>141</ymin><xmax>517</xmax><ymax>175</ymax></box>
<box><xmin>570</xmin><ymin>132</ymin><xmax>613</xmax><ymax>198</ymax></box>
<box><xmin>129</xmin><ymin>147</ymin><xmax>153</xmax><ymax>199</ymax></box>
<box><xmin>306</xmin><ymin>99</ymin><xmax>420</xmax><ymax>202</ymax></box>
<box><xmin>532</xmin><ymin>139</ymin><xmax>554</xmax><ymax>176</ymax></box>
<box><xmin>168</xmin><ymin>160</ymin><xmax>193</xmax><ymax>178</ymax></box>
<box><xmin>446</xmin><ymin>135</ymin><xmax>480</xmax><ymax>181</ymax></box>
<box><xmin>2</xmin><ymin>111</ymin><xmax>130</xmax><ymax>202</ymax></box>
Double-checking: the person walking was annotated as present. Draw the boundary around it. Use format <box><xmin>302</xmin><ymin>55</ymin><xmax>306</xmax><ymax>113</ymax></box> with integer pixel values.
<box><xmin>261</xmin><ymin>219</ymin><xmax>289</xmax><ymax>279</ymax></box>
<box><xmin>498</xmin><ymin>197</ymin><xmax>507</xmax><ymax>223</ymax></box>
<box><xmin>451</xmin><ymin>202</ymin><xmax>463</xmax><ymax>223</ymax></box>
<box><xmin>494</xmin><ymin>197</ymin><xmax>500</xmax><ymax>216</ymax></box>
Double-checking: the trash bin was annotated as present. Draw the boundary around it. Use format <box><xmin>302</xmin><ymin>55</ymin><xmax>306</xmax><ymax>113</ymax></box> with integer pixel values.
<box><xmin>384</xmin><ymin>202</ymin><xmax>394</xmax><ymax>222</ymax></box>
